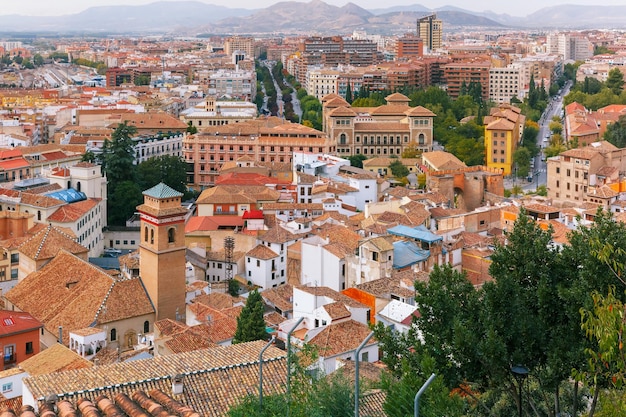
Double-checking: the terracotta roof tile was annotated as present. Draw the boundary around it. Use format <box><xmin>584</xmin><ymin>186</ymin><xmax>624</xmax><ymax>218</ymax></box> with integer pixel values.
<box><xmin>5</xmin><ymin>251</ymin><xmax>154</xmax><ymax>344</ymax></box>
<box><xmin>24</xmin><ymin>340</ymin><xmax>287</xmax><ymax>417</ymax></box>
<box><xmin>18</xmin><ymin>224</ymin><xmax>87</xmax><ymax>260</ymax></box>
<box><xmin>246</xmin><ymin>244</ymin><xmax>279</xmax><ymax>260</ymax></box>
<box><xmin>19</xmin><ymin>343</ymin><xmax>92</xmax><ymax>376</ymax></box>
<box><xmin>308</xmin><ymin>320</ymin><xmax>376</xmax><ymax>357</ymax></box>
<box><xmin>47</xmin><ymin>198</ymin><xmax>100</xmax><ymax>223</ymax></box>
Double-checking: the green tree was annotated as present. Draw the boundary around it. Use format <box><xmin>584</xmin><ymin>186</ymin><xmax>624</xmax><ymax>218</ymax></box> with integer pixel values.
<box><xmin>81</xmin><ymin>151</ymin><xmax>96</xmax><ymax>163</ymax></box>
<box><xmin>513</xmin><ymin>147</ymin><xmax>531</xmax><ymax>178</ymax></box>
<box><xmin>134</xmin><ymin>74</ymin><xmax>151</xmax><ymax>86</ymax></box>
<box><xmin>233</xmin><ymin>289</ymin><xmax>267</xmax><ymax>344</ymax></box>
<box><xmin>100</xmin><ymin>121</ymin><xmax>137</xmax><ymax>185</ymax></box>
<box><xmin>33</xmin><ymin>53</ymin><xmax>44</xmax><ymax>66</ymax></box>
<box><xmin>137</xmin><ymin>155</ymin><xmax>188</xmax><ymax>194</ymax></box>
<box><xmin>389</xmin><ymin>160</ymin><xmax>409</xmax><ymax>178</ymax></box>
<box><xmin>186</xmin><ymin>121</ymin><xmax>197</xmax><ymax>135</ymax></box>
<box><xmin>604</xmin><ymin>114</ymin><xmax>626</xmax><ymax>148</ymax></box>
<box><xmin>345</xmin><ymin>83</ymin><xmax>352</xmax><ymax>103</ymax></box>
<box><xmin>108</xmin><ymin>180</ymin><xmax>143</xmax><ymax>226</ymax></box>
<box><xmin>228</xmin><ymin>279</ymin><xmax>240</xmax><ymax>297</ymax></box>
<box><xmin>401</xmin><ymin>141</ymin><xmax>421</xmax><ymax>158</ymax></box>
<box><xmin>606</xmin><ymin>68</ymin><xmax>625</xmax><ymax>95</ymax></box>
<box><xmin>100</xmin><ymin>121</ymin><xmax>138</xmax><ymax>225</ymax></box>
<box><xmin>549</xmin><ymin>120</ymin><xmax>563</xmax><ymax>135</ymax></box>
<box><xmin>594</xmin><ymin>45</ymin><xmax>614</xmax><ymax>55</ymax></box>
<box><xmin>582</xmin><ymin>77</ymin><xmax>604</xmax><ymax>94</ymax></box>
<box><xmin>347</xmin><ymin>154</ymin><xmax>367</xmax><ymax>168</ymax></box>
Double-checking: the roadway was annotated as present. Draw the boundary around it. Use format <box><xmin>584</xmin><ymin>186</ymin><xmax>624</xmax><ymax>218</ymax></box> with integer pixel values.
<box><xmin>519</xmin><ymin>80</ymin><xmax>572</xmax><ymax>192</ymax></box>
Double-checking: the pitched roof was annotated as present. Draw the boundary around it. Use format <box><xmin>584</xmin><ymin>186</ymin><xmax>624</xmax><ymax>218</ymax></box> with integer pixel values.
<box><xmin>0</xmin><ymin>310</ymin><xmax>42</xmax><ymax>336</ymax></box>
<box><xmin>258</xmin><ymin>226</ymin><xmax>300</xmax><ymax>244</ymax></box>
<box><xmin>24</xmin><ymin>341</ymin><xmax>287</xmax><ymax>417</ymax></box>
<box><xmin>19</xmin><ymin>343</ymin><xmax>92</xmax><ymax>376</ymax></box>
<box><xmin>5</xmin><ymin>251</ymin><xmax>154</xmax><ymax>343</ymax></box>
<box><xmin>197</xmin><ymin>185</ymin><xmax>280</xmax><ymax>205</ymax></box>
<box><xmin>18</xmin><ymin>224</ymin><xmax>87</xmax><ymax>260</ymax></box>
<box><xmin>308</xmin><ymin>320</ymin><xmax>376</xmax><ymax>357</ymax></box>
<box><xmin>323</xmin><ymin>301</ymin><xmax>351</xmax><ymax>320</ymax></box>
<box><xmin>246</xmin><ymin>244</ymin><xmax>279</xmax><ymax>260</ymax></box>
<box><xmin>47</xmin><ymin>198</ymin><xmax>99</xmax><ymax>223</ymax></box>
<box><xmin>143</xmin><ymin>182</ymin><xmax>183</xmax><ymax>199</ymax></box>
<box><xmin>261</xmin><ymin>284</ymin><xmax>293</xmax><ymax>313</ymax></box>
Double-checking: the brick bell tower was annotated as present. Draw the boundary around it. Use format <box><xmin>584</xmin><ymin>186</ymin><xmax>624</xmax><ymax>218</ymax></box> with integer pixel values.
<box><xmin>137</xmin><ymin>183</ymin><xmax>188</xmax><ymax>322</ymax></box>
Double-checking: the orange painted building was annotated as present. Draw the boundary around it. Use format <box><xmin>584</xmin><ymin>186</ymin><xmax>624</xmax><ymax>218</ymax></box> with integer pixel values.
<box><xmin>0</xmin><ymin>310</ymin><xmax>42</xmax><ymax>370</ymax></box>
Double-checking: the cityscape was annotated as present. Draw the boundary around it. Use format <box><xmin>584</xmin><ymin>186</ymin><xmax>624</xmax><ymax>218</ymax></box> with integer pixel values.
<box><xmin>0</xmin><ymin>1</ymin><xmax>624</xmax><ymax>416</ymax></box>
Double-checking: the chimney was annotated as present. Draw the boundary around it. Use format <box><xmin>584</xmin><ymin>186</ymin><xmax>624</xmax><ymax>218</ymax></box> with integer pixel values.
<box><xmin>172</xmin><ymin>375</ymin><xmax>184</xmax><ymax>395</ymax></box>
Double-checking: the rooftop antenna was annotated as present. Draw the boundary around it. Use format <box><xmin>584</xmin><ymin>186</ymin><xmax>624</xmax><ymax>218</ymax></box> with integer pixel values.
<box><xmin>224</xmin><ymin>236</ymin><xmax>235</xmax><ymax>283</ymax></box>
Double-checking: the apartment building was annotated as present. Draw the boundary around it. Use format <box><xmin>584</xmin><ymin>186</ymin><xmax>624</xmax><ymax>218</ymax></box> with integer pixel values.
<box><xmin>547</xmin><ymin>33</ymin><xmax>593</xmax><ymax>61</ymax></box>
<box><xmin>322</xmin><ymin>92</ymin><xmax>436</xmax><ymax>157</ymax></box>
<box><xmin>395</xmin><ymin>34</ymin><xmax>424</xmax><ymax>59</ymax></box>
<box><xmin>184</xmin><ymin>117</ymin><xmax>334</xmax><ymax>189</ymax></box>
<box><xmin>443</xmin><ymin>60</ymin><xmax>491</xmax><ymax>100</ymax></box>
<box><xmin>207</xmin><ymin>69</ymin><xmax>256</xmax><ymax>101</ymax></box>
<box><xmin>306</xmin><ymin>68</ymin><xmax>341</xmax><ymax>100</ymax></box>
<box><xmin>181</xmin><ymin>96</ymin><xmax>257</xmax><ymax>128</ymax></box>
<box><xmin>418</xmin><ymin>14</ymin><xmax>443</xmax><ymax>52</ymax></box>
<box><xmin>563</xmin><ymin>102</ymin><xmax>601</xmax><ymax>146</ymax></box>
<box><xmin>484</xmin><ymin>104</ymin><xmax>525</xmax><ymax>175</ymax></box>
<box><xmin>489</xmin><ymin>66</ymin><xmax>522</xmax><ymax>103</ymax></box>
<box><xmin>546</xmin><ymin>141</ymin><xmax>626</xmax><ymax>204</ymax></box>
<box><xmin>224</xmin><ymin>36</ymin><xmax>255</xmax><ymax>59</ymax></box>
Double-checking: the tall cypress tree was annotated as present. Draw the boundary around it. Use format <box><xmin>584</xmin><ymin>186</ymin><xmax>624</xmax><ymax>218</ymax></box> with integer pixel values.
<box><xmin>233</xmin><ymin>289</ymin><xmax>267</xmax><ymax>344</ymax></box>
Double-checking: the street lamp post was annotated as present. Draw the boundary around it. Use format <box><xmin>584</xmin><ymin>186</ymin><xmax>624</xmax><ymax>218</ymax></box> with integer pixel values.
<box><xmin>511</xmin><ymin>365</ymin><xmax>529</xmax><ymax>417</ymax></box>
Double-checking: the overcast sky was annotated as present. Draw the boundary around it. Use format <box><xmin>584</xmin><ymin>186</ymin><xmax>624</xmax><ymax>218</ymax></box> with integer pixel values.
<box><xmin>5</xmin><ymin>0</ymin><xmax>623</xmax><ymax>18</ymax></box>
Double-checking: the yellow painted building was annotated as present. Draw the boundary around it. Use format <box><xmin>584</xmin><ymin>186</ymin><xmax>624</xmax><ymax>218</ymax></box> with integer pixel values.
<box><xmin>484</xmin><ymin>104</ymin><xmax>525</xmax><ymax>176</ymax></box>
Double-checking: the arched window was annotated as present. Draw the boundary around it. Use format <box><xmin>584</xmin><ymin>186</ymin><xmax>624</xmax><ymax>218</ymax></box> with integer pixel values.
<box><xmin>150</xmin><ymin>229</ymin><xmax>154</xmax><ymax>244</ymax></box>
<box><xmin>144</xmin><ymin>226</ymin><xmax>149</xmax><ymax>242</ymax></box>
<box><xmin>418</xmin><ymin>133</ymin><xmax>425</xmax><ymax>145</ymax></box>
<box><xmin>168</xmin><ymin>227</ymin><xmax>175</xmax><ymax>243</ymax></box>
<box><xmin>110</xmin><ymin>328</ymin><xmax>117</xmax><ymax>341</ymax></box>
<box><xmin>144</xmin><ymin>320</ymin><xmax>150</xmax><ymax>333</ymax></box>
<box><xmin>76</xmin><ymin>182</ymin><xmax>81</xmax><ymax>192</ymax></box>
<box><xmin>339</xmin><ymin>133</ymin><xmax>347</xmax><ymax>145</ymax></box>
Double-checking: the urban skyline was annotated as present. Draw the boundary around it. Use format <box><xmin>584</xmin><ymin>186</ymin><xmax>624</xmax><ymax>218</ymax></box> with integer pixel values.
<box><xmin>4</xmin><ymin>0</ymin><xmax>626</xmax><ymax>19</ymax></box>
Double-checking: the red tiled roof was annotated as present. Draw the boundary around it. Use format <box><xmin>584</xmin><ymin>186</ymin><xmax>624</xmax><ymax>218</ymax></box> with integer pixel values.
<box><xmin>47</xmin><ymin>199</ymin><xmax>99</xmax><ymax>223</ymax></box>
<box><xmin>0</xmin><ymin>310</ymin><xmax>42</xmax><ymax>336</ymax></box>
<box><xmin>185</xmin><ymin>215</ymin><xmax>243</xmax><ymax>233</ymax></box>
<box><xmin>41</xmin><ymin>151</ymin><xmax>69</xmax><ymax>161</ymax></box>
<box><xmin>243</xmin><ymin>210</ymin><xmax>264</xmax><ymax>219</ymax></box>
<box><xmin>0</xmin><ymin>149</ymin><xmax>22</xmax><ymax>159</ymax></box>
<box><xmin>0</xmin><ymin>157</ymin><xmax>29</xmax><ymax>170</ymax></box>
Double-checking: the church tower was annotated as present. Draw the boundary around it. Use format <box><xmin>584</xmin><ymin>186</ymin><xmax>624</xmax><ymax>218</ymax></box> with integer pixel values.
<box><xmin>137</xmin><ymin>183</ymin><xmax>187</xmax><ymax>322</ymax></box>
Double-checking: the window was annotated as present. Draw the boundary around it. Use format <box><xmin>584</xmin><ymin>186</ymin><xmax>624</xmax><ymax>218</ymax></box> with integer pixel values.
<box><xmin>256</xmin><ymin>260</ymin><xmax>260</xmax><ymax>267</ymax></box>
<box><xmin>168</xmin><ymin>227</ymin><xmax>176</xmax><ymax>243</ymax></box>
<box><xmin>1</xmin><ymin>383</ymin><xmax>12</xmax><ymax>393</ymax></box>
<box><xmin>110</xmin><ymin>328</ymin><xmax>117</xmax><ymax>341</ymax></box>
<box><xmin>25</xmin><ymin>341</ymin><xmax>33</xmax><ymax>354</ymax></box>
<box><xmin>150</xmin><ymin>229</ymin><xmax>154</xmax><ymax>244</ymax></box>
<box><xmin>144</xmin><ymin>321</ymin><xmax>150</xmax><ymax>333</ymax></box>
<box><xmin>361</xmin><ymin>351</ymin><xmax>369</xmax><ymax>362</ymax></box>
<box><xmin>3</xmin><ymin>345</ymin><xmax>14</xmax><ymax>364</ymax></box>
<box><xmin>10</xmin><ymin>253</ymin><xmax>18</xmax><ymax>264</ymax></box>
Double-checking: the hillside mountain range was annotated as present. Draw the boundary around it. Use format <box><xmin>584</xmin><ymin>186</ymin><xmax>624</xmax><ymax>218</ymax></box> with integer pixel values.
<box><xmin>0</xmin><ymin>1</ymin><xmax>624</xmax><ymax>35</ymax></box>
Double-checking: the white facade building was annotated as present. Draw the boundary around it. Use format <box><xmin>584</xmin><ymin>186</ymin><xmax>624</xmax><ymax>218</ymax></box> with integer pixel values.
<box><xmin>489</xmin><ymin>66</ymin><xmax>522</xmax><ymax>103</ymax></box>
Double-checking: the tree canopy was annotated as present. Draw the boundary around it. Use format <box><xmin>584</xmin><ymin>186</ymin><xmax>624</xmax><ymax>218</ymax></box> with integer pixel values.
<box><xmin>233</xmin><ymin>289</ymin><xmax>267</xmax><ymax>344</ymax></box>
